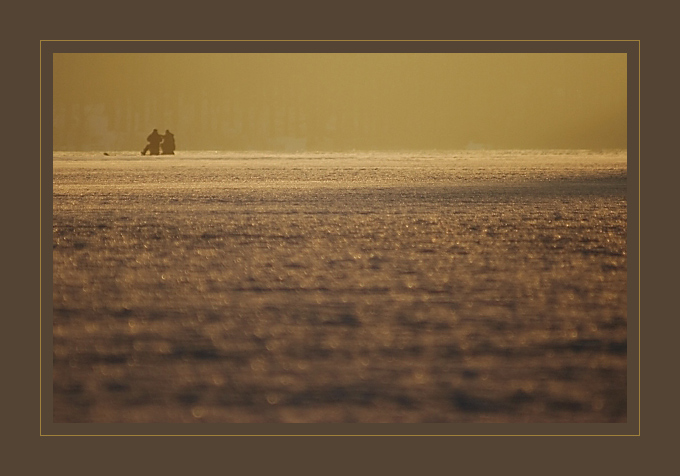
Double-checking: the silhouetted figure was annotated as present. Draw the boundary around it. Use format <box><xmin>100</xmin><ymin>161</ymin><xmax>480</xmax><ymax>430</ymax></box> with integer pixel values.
<box><xmin>141</xmin><ymin>129</ymin><xmax>163</xmax><ymax>155</ymax></box>
<box><xmin>161</xmin><ymin>130</ymin><xmax>176</xmax><ymax>155</ymax></box>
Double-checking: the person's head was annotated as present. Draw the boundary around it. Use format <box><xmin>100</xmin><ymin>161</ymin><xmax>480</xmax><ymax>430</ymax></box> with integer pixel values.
<box><xmin>165</xmin><ymin>129</ymin><xmax>171</xmax><ymax>133</ymax></box>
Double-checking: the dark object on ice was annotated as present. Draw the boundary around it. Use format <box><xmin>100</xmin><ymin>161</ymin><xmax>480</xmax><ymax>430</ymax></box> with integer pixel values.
<box><xmin>161</xmin><ymin>130</ymin><xmax>176</xmax><ymax>155</ymax></box>
<box><xmin>141</xmin><ymin>129</ymin><xmax>163</xmax><ymax>155</ymax></box>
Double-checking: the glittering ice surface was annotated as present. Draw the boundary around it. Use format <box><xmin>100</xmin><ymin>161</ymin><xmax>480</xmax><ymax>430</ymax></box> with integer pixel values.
<box><xmin>52</xmin><ymin>150</ymin><xmax>627</xmax><ymax>423</ymax></box>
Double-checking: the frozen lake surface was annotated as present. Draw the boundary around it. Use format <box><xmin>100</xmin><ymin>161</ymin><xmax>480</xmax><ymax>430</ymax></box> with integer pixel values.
<box><xmin>52</xmin><ymin>150</ymin><xmax>628</xmax><ymax>424</ymax></box>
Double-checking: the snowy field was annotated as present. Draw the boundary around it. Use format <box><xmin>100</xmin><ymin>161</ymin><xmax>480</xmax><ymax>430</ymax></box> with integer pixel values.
<box><xmin>52</xmin><ymin>150</ymin><xmax>628</xmax><ymax>424</ymax></box>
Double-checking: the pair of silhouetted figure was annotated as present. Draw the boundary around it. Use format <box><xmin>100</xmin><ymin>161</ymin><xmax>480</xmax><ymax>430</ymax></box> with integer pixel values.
<box><xmin>142</xmin><ymin>129</ymin><xmax>175</xmax><ymax>155</ymax></box>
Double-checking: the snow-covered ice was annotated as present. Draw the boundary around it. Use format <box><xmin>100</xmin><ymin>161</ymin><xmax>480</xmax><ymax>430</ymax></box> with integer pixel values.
<box><xmin>52</xmin><ymin>150</ymin><xmax>628</xmax><ymax>423</ymax></box>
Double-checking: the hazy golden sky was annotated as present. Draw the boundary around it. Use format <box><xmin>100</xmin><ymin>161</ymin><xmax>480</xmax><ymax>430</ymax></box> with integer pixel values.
<box><xmin>53</xmin><ymin>53</ymin><xmax>627</xmax><ymax>151</ymax></box>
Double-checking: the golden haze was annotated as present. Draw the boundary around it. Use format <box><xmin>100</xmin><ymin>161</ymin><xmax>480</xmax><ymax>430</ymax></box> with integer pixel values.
<box><xmin>52</xmin><ymin>53</ymin><xmax>627</xmax><ymax>151</ymax></box>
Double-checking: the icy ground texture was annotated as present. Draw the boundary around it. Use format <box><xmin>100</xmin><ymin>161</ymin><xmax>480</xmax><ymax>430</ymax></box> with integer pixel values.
<box><xmin>52</xmin><ymin>150</ymin><xmax>628</xmax><ymax>423</ymax></box>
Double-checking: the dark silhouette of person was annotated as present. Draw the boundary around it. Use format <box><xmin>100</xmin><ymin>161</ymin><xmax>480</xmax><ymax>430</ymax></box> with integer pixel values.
<box><xmin>141</xmin><ymin>129</ymin><xmax>163</xmax><ymax>155</ymax></box>
<box><xmin>161</xmin><ymin>130</ymin><xmax>176</xmax><ymax>155</ymax></box>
